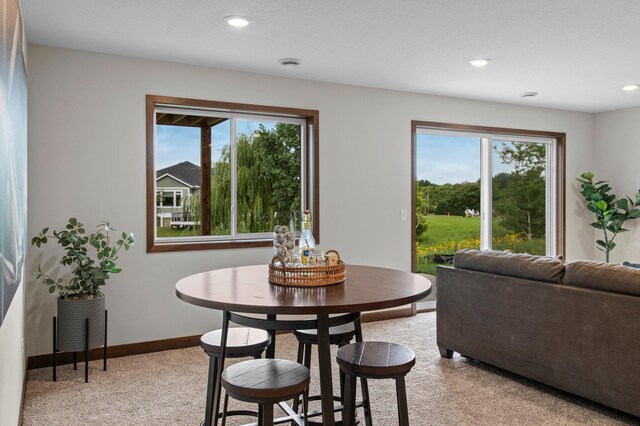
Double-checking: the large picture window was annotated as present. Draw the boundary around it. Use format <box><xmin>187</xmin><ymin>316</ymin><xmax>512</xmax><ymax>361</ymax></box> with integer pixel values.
<box><xmin>147</xmin><ymin>96</ymin><xmax>319</xmax><ymax>252</ymax></box>
<box><xmin>411</xmin><ymin>121</ymin><xmax>565</xmax><ymax>274</ymax></box>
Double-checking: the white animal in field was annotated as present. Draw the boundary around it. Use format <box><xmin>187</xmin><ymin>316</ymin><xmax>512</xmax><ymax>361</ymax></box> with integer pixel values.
<box><xmin>464</xmin><ymin>208</ymin><xmax>480</xmax><ymax>218</ymax></box>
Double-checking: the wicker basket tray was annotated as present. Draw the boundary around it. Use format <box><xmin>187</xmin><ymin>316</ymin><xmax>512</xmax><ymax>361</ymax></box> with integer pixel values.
<box><xmin>269</xmin><ymin>249</ymin><xmax>346</xmax><ymax>287</ymax></box>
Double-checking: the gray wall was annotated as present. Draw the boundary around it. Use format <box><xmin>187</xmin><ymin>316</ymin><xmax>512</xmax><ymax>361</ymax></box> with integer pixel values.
<box><xmin>593</xmin><ymin>107</ymin><xmax>640</xmax><ymax>264</ymax></box>
<box><xmin>26</xmin><ymin>44</ymin><xmax>596</xmax><ymax>357</ymax></box>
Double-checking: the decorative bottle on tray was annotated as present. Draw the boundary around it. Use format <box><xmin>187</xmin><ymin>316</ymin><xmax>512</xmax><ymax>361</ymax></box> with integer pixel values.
<box><xmin>299</xmin><ymin>210</ymin><xmax>315</xmax><ymax>266</ymax></box>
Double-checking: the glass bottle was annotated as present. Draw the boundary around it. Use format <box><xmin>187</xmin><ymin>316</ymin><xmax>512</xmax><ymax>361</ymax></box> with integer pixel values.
<box><xmin>299</xmin><ymin>210</ymin><xmax>316</xmax><ymax>266</ymax></box>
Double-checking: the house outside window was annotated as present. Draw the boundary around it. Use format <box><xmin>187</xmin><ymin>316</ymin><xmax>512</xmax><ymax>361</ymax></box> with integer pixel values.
<box><xmin>146</xmin><ymin>95</ymin><xmax>319</xmax><ymax>252</ymax></box>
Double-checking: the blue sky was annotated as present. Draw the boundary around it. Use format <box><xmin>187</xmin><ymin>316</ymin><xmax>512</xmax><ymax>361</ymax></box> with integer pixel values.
<box><xmin>158</xmin><ymin>126</ymin><xmax>518</xmax><ymax>183</ymax></box>
<box><xmin>416</xmin><ymin>134</ymin><xmax>516</xmax><ymax>184</ymax></box>
<box><xmin>416</xmin><ymin>134</ymin><xmax>481</xmax><ymax>184</ymax></box>
<box><xmin>156</xmin><ymin>120</ymin><xmax>276</xmax><ymax>170</ymax></box>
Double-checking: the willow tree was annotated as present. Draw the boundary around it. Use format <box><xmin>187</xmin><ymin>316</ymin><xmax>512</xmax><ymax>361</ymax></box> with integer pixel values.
<box><xmin>209</xmin><ymin>123</ymin><xmax>301</xmax><ymax>234</ymax></box>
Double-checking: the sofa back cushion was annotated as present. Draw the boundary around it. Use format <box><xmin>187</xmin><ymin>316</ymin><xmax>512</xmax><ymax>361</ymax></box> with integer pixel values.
<box><xmin>452</xmin><ymin>249</ymin><xmax>565</xmax><ymax>283</ymax></box>
<box><xmin>564</xmin><ymin>260</ymin><xmax>640</xmax><ymax>297</ymax></box>
<box><xmin>623</xmin><ymin>261</ymin><xmax>640</xmax><ymax>269</ymax></box>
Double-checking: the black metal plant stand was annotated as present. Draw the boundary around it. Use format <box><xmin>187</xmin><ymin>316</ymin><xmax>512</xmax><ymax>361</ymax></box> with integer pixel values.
<box><xmin>52</xmin><ymin>310</ymin><xmax>108</xmax><ymax>383</ymax></box>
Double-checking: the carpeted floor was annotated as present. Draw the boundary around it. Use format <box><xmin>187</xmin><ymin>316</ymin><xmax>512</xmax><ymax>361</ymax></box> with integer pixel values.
<box><xmin>23</xmin><ymin>312</ymin><xmax>640</xmax><ymax>425</ymax></box>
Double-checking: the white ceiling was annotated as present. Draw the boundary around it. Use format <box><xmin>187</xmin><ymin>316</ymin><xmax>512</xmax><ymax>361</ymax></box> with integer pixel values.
<box><xmin>21</xmin><ymin>0</ymin><xmax>640</xmax><ymax>113</ymax></box>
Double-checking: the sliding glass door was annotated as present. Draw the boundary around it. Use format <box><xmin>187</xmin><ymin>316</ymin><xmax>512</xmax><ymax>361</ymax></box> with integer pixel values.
<box><xmin>414</xmin><ymin>126</ymin><xmax>560</xmax><ymax>275</ymax></box>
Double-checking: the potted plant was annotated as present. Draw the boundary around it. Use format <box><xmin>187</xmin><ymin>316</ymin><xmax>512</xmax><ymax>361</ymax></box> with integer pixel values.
<box><xmin>577</xmin><ymin>172</ymin><xmax>640</xmax><ymax>262</ymax></box>
<box><xmin>32</xmin><ymin>218</ymin><xmax>134</xmax><ymax>352</ymax></box>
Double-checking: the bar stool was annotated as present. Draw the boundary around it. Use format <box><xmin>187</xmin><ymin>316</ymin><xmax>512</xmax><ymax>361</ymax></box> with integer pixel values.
<box><xmin>200</xmin><ymin>327</ymin><xmax>271</xmax><ymax>426</ymax></box>
<box><xmin>336</xmin><ymin>341</ymin><xmax>416</xmax><ymax>426</ymax></box>
<box><xmin>292</xmin><ymin>324</ymin><xmax>360</xmax><ymax>412</ymax></box>
<box><xmin>222</xmin><ymin>358</ymin><xmax>310</xmax><ymax>426</ymax></box>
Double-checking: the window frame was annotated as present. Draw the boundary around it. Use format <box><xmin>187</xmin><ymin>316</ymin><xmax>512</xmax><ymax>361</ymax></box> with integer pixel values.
<box><xmin>410</xmin><ymin>121</ymin><xmax>566</xmax><ymax>272</ymax></box>
<box><xmin>146</xmin><ymin>95</ymin><xmax>320</xmax><ymax>253</ymax></box>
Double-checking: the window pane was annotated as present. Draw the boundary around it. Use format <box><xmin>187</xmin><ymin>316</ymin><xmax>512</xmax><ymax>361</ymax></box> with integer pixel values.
<box><xmin>415</xmin><ymin>133</ymin><xmax>481</xmax><ymax>274</ymax></box>
<box><xmin>210</xmin><ymin>119</ymin><xmax>231</xmax><ymax>235</ymax></box>
<box><xmin>155</xmin><ymin>118</ymin><xmax>203</xmax><ymax>238</ymax></box>
<box><xmin>162</xmin><ymin>192</ymin><xmax>174</xmax><ymax>206</ymax></box>
<box><xmin>491</xmin><ymin>140</ymin><xmax>547</xmax><ymax>255</ymax></box>
<box><xmin>235</xmin><ymin>120</ymin><xmax>302</xmax><ymax>234</ymax></box>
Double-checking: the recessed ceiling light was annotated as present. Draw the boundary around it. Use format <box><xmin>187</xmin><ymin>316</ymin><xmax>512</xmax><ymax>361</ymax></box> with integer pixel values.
<box><xmin>279</xmin><ymin>58</ymin><xmax>301</xmax><ymax>68</ymax></box>
<box><xmin>223</xmin><ymin>15</ymin><xmax>252</xmax><ymax>27</ymax></box>
<box><xmin>469</xmin><ymin>58</ymin><xmax>491</xmax><ymax>67</ymax></box>
<box><xmin>622</xmin><ymin>84</ymin><xmax>639</xmax><ymax>91</ymax></box>
<box><xmin>520</xmin><ymin>92</ymin><xmax>539</xmax><ymax>98</ymax></box>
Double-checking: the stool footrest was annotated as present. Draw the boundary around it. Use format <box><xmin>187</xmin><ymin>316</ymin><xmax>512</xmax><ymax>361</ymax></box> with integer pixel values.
<box><xmin>220</xmin><ymin>409</ymin><xmax>259</xmax><ymax>418</ymax></box>
<box><xmin>307</xmin><ymin>394</ymin><xmax>342</xmax><ymax>403</ymax></box>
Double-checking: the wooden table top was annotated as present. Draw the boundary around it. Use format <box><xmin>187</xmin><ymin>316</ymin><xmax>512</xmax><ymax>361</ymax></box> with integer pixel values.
<box><xmin>176</xmin><ymin>264</ymin><xmax>431</xmax><ymax>315</ymax></box>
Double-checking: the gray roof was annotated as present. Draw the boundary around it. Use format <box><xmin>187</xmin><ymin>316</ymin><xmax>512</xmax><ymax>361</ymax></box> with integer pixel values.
<box><xmin>156</xmin><ymin>161</ymin><xmax>201</xmax><ymax>187</ymax></box>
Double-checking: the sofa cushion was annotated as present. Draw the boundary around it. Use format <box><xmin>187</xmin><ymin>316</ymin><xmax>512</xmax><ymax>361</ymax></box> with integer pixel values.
<box><xmin>623</xmin><ymin>261</ymin><xmax>640</xmax><ymax>269</ymax></box>
<box><xmin>452</xmin><ymin>249</ymin><xmax>565</xmax><ymax>283</ymax></box>
<box><xmin>564</xmin><ymin>260</ymin><xmax>640</xmax><ymax>297</ymax></box>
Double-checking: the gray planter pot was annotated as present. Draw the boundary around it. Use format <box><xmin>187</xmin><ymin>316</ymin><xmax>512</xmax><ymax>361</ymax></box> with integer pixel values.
<box><xmin>57</xmin><ymin>295</ymin><xmax>106</xmax><ymax>352</ymax></box>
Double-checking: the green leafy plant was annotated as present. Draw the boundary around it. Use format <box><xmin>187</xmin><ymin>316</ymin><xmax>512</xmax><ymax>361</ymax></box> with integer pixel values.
<box><xmin>577</xmin><ymin>172</ymin><xmax>640</xmax><ymax>262</ymax></box>
<box><xmin>31</xmin><ymin>218</ymin><xmax>135</xmax><ymax>299</ymax></box>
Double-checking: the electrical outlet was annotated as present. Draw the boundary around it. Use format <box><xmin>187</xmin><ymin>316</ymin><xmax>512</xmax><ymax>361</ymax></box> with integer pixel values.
<box><xmin>400</xmin><ymin>209</ymin><xmax>407</xmax><ymax>221</ymax></box>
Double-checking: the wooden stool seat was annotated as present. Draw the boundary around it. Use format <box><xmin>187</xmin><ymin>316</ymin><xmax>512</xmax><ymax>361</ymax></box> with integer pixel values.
<box><xmin>336</xmin><ymin>341</ymin><xmax>415</xmax><ymax>379</ymax></box>
<box><xmin>337</xmin><ymin>342</ymin><xmax>416</xmax><ymax>426</ymax></box>
<box><xmin>293</xmin><ymin>323</ymin><xmax>355</xmax><ymax>345</ymax></box>
<box><xmin>222</xmin><ymin>359</ymin><xmax>310</xmax><ymax>426</ymax></box>
<box><xmin>200</xmin><ymin>327</ymin><xmax>271</xmax><ymax>426</ymax></box>
<box><xmin>200</xmin><ymin>327</ymin><xmax>271</xmax><ymax>358</ymax></box>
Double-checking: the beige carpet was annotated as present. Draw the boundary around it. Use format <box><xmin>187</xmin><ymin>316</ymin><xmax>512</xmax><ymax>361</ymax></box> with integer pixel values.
<box><xmin>23</xmin><ymin>312</ymin><xmax>639</xmax><ymax>425</ymax></box>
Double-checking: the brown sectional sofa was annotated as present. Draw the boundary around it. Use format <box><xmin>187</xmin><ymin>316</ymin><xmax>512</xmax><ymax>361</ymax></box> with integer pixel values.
<box><xmin>436</xmin><ymin>249</ymin><xmax>640</xmax><ymax>418</ymax></box>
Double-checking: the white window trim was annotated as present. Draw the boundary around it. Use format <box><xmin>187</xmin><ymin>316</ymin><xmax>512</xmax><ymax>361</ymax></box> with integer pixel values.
<box><xmin>156</xmin><ymin>188</ymin><xmax>184</xmax><ymax>208</ymax></box>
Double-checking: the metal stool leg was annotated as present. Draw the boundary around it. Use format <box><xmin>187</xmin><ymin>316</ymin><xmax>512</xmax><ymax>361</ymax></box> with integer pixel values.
<box><xmin>212</xmin><ymin>312</ymin><xmax>230</xmax><ymax>426</ymax></box>
<box><xmin>302</xmin><ymin>389</ymin><xmax>310</xmax><ymax>426</ymax></box>
<box><xmin>292</xmin><ymin>342</ymin><xmax>305</xmax><ymax>413</ymax></box>
<box><xmin>204</xmin><ymin>356</ymin><xmax>219</xmax><ymax>426</ymax></box>
<box><xmin>292</xmin><ymin>343</ymin><xmax>313</xmax><ymax>419</ymax></box>
<box><xmin>338</xmin><ymin>342</ymin><xmax>348</xmax><ymax>405</ymax></box>
<box><xmin>354</xmin><ymin>317</ymin><xmax>373</xmax><ymax>426</ymax></box>
<box><xmin>396</xmin><ymin>376</ymin><xmax>409</xmax><ymax>426</ymax></box>
<box><xmin>296</xmin><ymin>341</ymin><xmax>304</xmax><ymax>364</ymax></box>
<box><xmin>303</xmin><ymin>343</ymin><xmax>312</xmax><ymax>368</ymax></box>
<box><xmin>343</xmin><ymin>373</ymin><xmax>357</xmax><ymax>426</ymax></box>
<box><xmin>360</xmin><ymin>378</ymin><xmax>372</xmax><ymax>426</ymax></box>
<box><xmin>260</xmin><ymin>403</ymin><xmax>274</xmax><ymax>426</ymax></box>
<box><xmin>221</xmin><ymin>393</ymin><xmax>229</xmax><ymax>426</ymax></box>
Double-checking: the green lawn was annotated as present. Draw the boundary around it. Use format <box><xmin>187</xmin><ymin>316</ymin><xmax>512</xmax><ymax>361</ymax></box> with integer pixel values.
<box><xmin>157</xmin><ymin>227</ymin><xmax>199</xmax><ymax>238</ymax></box>
<box><xmin>420</xmin><ymin>215</ymin><xmax>480</xmax><ymax>246</ymax></box>
<box><xmin>416</xmin><ymin>214</ymin><xmax>545</xmax><ymax>275</ymax></box>
<box><xmin>419</xmin><ymin>215</ymin><xmax>515</xmax><ymax>245</ymax></box>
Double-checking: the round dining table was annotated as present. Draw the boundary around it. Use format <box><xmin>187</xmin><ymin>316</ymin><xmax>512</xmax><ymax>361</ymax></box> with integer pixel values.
<box><xmin>176</xmin><ymin>264</ymin><xmax>432</xmax><ymax>426</ymax></box>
